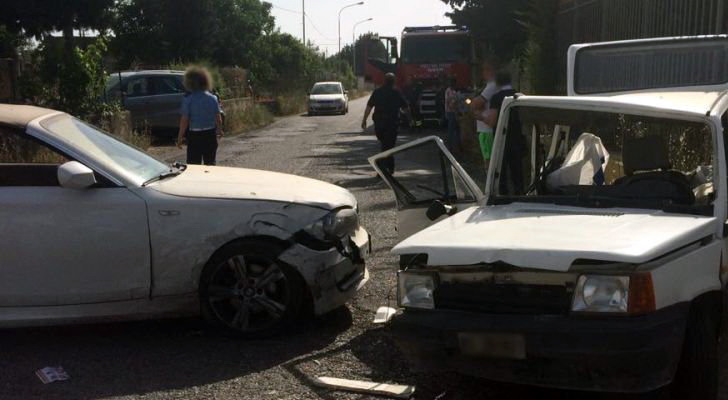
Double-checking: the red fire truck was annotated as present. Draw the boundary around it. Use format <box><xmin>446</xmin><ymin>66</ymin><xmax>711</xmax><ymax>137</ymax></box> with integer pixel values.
<box><xmin>363</xmin><ymin>26</ymin><xmax>477</xmax><ymax>124</ymax></box>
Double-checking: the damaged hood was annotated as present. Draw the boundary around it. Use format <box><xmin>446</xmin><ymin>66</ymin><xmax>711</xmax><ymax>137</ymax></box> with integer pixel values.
<box><xmin>393</xmin><ymin>203</ymin><xmax>716</xmax><ymax>271</ymax></box>
<box><xmin>152</xmin><ymin>165</ymin><xmax>356</xmax><ymax>210</ymax></box>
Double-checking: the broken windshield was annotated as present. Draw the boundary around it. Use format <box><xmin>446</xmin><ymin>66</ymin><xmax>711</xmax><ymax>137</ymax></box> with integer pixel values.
<box><xmin>492</xmin><ymin>106</ymin><xmax>714</xmax><ymax>214</ymax></box>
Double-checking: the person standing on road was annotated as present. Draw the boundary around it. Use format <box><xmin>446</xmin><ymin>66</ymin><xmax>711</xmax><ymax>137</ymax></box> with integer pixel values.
<box><xmin>444</xmin><ymin>77</ymin><xmax>462</xmax><ymax>156</ymax></box>
<box><xmin>469</xmin><ymin>61</ymin><xmax>498</xmax><ymax>171</ymax></box>
<box><xmin>361</xmin><ymin>73</ymin><xmax>409</xmax><ymax>174</ymax></box>
<box><xmin>176</xmin><ymin>66</ymin><xmax>224</xmax><ymax>165</ymax></box>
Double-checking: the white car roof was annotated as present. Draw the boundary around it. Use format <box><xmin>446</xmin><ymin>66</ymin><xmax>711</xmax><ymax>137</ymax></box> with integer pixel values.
<box><xmin>512</xmin><ymin>90</ymin><xmax>728</xmax><ymax>118</ymax></box>
<box><xmin>0</xmin><ymin>105</ymin><xmax>58</xmax><ymax>129</ymax></box>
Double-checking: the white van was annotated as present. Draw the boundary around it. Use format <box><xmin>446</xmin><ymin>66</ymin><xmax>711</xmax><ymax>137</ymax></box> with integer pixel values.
<box><xmin>371</xmin><ymin>36</ymin><xmax>728</xmax><ymax>398</ymax></box>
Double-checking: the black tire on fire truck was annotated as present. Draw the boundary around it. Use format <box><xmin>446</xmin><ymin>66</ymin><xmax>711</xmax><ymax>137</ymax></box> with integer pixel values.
<box><xmin>670</xmin><ymin>301</ymin><xmax>719</xmax><ymax>400</ymax></box>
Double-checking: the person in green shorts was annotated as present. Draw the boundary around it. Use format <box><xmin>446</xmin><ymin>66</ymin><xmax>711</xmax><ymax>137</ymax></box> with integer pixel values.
<box><xmin>478</xmin><ymin>128</ymin><xmax>495</xmax><ymax>168</ymax></box>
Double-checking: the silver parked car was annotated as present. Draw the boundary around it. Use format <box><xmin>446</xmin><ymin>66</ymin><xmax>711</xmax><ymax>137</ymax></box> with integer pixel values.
<box><xmin>105</xmin><ymin>70</ymin><xmax>187</xmax><ymax>133</ymax></box>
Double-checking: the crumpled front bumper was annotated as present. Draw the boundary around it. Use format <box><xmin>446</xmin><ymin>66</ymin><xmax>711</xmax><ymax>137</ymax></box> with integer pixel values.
<box><xmin>279</xmin><ymin>226</ymin><xmax>370</xmax><ymax>315</ymax></box>
<box><xmin>389</xmin><ymin>304</ymin><xmax>689</xmax><ymax>393</ymax></box>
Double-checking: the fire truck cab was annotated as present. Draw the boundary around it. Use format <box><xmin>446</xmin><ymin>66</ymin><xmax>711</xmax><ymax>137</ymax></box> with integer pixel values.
<box><xmin>364</xmin><ymin>25</ymin><xmax>477</xmax><ymax>124</ymax></box>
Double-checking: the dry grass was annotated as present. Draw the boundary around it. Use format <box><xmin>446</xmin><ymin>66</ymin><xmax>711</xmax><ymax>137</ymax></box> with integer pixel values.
<box><xmin>223</xmin><ymin>101</ymin><xmax>274</xmax><ymax>135</ymax></box>
<box><xmin>275</xmin><ymin>94</ymin><xmax>308</xmax><ymax>116</ymax></box>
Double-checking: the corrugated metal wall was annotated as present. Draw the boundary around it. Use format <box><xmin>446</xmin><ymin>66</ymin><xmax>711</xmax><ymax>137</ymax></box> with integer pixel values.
<box><xmin>555</xmin><ymin>0</ymin><xmax>728</xmax><ymax>91</ymax></box>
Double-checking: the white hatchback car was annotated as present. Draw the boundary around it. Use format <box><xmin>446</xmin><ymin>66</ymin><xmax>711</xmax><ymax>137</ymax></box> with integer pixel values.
<box><xmin>0</xmin><ymin>105</ymin><xmax>369</xmax><ymax>337</ymax></box>
<box><xmin>308</xmin><ymin>82</ymin><xmax>348</xmax><ymax>116</ymax></box>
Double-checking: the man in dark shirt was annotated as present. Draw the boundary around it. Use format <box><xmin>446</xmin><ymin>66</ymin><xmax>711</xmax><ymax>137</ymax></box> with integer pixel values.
<box><xmin>485</xmin><ymin>71</ymin><xmax>525</xmax><ymax>195</ymax></box>
<box><xmin>362</xmin><ymin>73</ymin><xmax>409</xmax><ymax>174</ymax></box>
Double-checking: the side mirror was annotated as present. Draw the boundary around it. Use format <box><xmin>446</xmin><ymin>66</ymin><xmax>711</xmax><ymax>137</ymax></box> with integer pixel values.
<box><xmin>426</xmin><ymin>200</ymin><xmax>457</xmax><ymax>221</ymax></box>
<box><xmin>58</xmin><ymin>161</ymin><xmax>97</xmax><ymax>189</ymax></box>
<box><xmin>344</xmin><ymin>90</ymin><xmax>349</xmax><ymax>95</ymax></box>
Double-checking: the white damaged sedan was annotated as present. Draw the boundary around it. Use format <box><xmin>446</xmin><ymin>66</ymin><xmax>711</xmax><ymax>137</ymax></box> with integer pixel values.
<box><xmin>0</xmin><ymin>105</ymin><xmax>369</xmax><ymax>337</ymax></box>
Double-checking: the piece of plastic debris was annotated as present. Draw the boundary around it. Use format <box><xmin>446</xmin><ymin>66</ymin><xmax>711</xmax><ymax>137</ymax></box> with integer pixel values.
<box><xmin>314</xmin><ymin>377</ymin><xmax>415</xmax><ymax>399</ymax></box>
<box><xmin>313</xmin><ymin>360</ymin><xmax>322</xmax><ymax>366</ymax></box>
<box><xmin>36</xmin><ymin>366</ymin><xmax>69</xmax><ymax>384</ymax></box>
<box><xmin>373</xmin><ymin>306</ymin><xmax>397</xmax><ymax>324</ymax></box>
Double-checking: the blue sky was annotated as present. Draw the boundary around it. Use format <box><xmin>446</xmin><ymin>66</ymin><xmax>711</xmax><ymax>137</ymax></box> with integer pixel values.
<box><xmin>268</xmin><ymin>0</ymin><xmax>453</xmax><ymax>55</ymax></box>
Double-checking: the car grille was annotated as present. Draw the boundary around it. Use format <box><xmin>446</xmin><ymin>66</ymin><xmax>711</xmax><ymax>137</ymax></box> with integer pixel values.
<box><xmin>434</xmin><ymin>282</ymin><xmax>572</xmax><ymax>315</ymax></box>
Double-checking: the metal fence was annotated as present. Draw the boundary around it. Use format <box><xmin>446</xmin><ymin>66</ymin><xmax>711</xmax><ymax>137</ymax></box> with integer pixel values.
<box><xmin>555</xmin><ymin>0</ymin><xmax>728</xmax><ymax>91</ymax></box>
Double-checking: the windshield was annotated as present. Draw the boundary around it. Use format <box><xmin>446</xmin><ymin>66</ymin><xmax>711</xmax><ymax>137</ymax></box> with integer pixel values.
<box><xmin>311</xmin><ymin>84</ymin><xmax>342</xmax><ymax>95</ymax></box>
<box><xmin>40</xmin><ymin>114</ymin><xmax>171</xmax><ymax>185</ymax></box>
<box><xmin>402</xmin><ymin>34</ymin><xmax>470</xmax><ymax>64</ymax></box>
<box><xmin>490</xmin><ymin>106</ymin><xmax>714</xmax><ymax>214</ymax></box>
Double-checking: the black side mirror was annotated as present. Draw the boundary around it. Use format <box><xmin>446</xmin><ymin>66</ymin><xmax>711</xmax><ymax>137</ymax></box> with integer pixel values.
<box><xmin>426</xmin><ymin>200</ymin><xmax>457</xmax><ymax>221</ymax></box>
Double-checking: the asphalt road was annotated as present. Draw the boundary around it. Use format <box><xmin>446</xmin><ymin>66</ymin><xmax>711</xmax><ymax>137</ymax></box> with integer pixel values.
<box><xmin>2</xmin><ymin>97</ymin><xmax>727</xmax><ymax>399</ymax></box>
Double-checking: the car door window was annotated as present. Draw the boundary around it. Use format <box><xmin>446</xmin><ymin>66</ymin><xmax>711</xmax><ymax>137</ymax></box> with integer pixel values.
<box><xmin>149</xmin><ymin>76</ymin><xmax>185</xmax><ymax>95</ymax></box>
<box><xmin>373</xmin><ymin>138</ymin><xmax>480</xmax><ymax>207</ymax></box>
<box><xmin>125</xmin><ymin>77</ymin><xmax>150</xmax><ymax>97</ymax></box>
<box><xmin>0</xmin><ymin>126</ymin><xmax>70</xmax><ymax>186</ymax></box>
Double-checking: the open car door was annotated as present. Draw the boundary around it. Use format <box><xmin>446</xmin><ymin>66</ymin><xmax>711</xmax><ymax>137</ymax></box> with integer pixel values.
<box><xmin>369</xmin><ymin>136</ymin><xmax>484</xmax><ymax>241</ymax></box>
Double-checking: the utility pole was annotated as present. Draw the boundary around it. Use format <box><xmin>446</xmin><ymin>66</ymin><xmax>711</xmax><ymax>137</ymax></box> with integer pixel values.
<box><xmin>302</xmin><ymin>0</ymin><xmax>306</xmax><ymax>46</ymax></box>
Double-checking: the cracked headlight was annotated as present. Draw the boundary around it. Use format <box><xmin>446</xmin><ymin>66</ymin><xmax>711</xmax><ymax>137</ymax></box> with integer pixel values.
<box><xmin>398</xmin><ymin>272</ymin><xmax>436</xmax><ymax>309</ymax></box>
<box><xmin>572</xmin><ymin>275</ymin><xmax>629</xmax><ymax>313</ymax></box>
<box><xmin>303</xmin><ymin>208</ymin><xmax>359</xmax><ymax>241</ymax></box>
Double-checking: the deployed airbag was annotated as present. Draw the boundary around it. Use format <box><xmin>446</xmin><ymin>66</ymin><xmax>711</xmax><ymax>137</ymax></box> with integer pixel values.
<box><xmin>547</xmin><ymin>133</ymin><xmax>610</xmax><ymax>189</ymax></box>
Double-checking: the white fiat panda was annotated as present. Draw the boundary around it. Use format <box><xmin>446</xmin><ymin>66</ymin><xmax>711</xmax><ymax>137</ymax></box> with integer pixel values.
<box><xmin>372</xmin><ymin>36</ymin><xmax>728</xmax><ymax>398</ymax></box>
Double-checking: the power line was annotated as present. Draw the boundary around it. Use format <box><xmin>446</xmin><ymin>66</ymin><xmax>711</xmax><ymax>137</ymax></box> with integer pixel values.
<box><xmin>269</xmin><ymin>4</ymin><xmax>300</xmax><ymax>14</ymax></box>
<box><xmin>304</xmin><ymin>12</ymin><xmax>336</xmax><ymax>41</ymax></box>
<box><xmin>269</xmin><ymin>3</ymin><xmax>336</xmax><ymax>44</ymax></box>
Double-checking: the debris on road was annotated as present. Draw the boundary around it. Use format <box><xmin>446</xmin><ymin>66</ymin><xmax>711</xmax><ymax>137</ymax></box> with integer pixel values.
<box><xmin>373</xmin><ymin>306</ymin><xmax>397</xmax><ymax>324</ymax></box>
<box><xmin>313</xmin><ymin>376</ymin><xmax>415</xmax><ymax>399</ymax></box>
<box><xmin>35</xmin><ymin>366</ymin><xmax>70</xmax><ymax>384</ymax></box>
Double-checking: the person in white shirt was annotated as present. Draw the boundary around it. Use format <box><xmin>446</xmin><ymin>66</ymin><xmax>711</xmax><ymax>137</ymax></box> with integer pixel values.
<box><xmin>469</xmin><ymin>61</ymin><xmax>498</xmax><ymax>170</ymax></box>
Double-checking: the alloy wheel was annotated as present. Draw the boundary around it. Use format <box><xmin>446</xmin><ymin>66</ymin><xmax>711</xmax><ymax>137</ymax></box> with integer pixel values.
<box><xmin>206</xmin><ymin>254</ymin><xmax>289</xmax><ymax>333</ymax></box>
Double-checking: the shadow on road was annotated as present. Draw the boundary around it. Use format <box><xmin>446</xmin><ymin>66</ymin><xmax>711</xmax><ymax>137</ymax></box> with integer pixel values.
<box><xmin>0</xmin><ymin>309</ymin><xmax>353</xmax><ymax>399</ymax></box>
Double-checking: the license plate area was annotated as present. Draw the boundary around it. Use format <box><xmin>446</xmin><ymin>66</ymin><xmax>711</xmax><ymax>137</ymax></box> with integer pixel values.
<box><xmin>457</xmin><ymin>332</ymin><xmax>526</xmax><ymax>359</ymax></box>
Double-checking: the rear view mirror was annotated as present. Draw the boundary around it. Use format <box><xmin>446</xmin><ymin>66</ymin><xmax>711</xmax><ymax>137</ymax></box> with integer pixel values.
<box><xmin>58</xmin><ymin>161</ymin><xmax>97</xmax><ymax>189</ymax></box>
<box><xmin>426</xmin><ymin>200</ymin><xmax>457</xmax><ymax>221</ymax></box>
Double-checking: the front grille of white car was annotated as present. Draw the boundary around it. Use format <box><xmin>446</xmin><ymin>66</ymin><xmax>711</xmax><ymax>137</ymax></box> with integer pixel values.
<box><xmin>434</xmin><ymin>281</ymin><xmax>572</xmax><ymax>315</ymax></box>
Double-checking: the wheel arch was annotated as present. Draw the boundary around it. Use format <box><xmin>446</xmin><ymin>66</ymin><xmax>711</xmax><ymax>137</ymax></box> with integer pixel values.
<box><xmin>690</xmin><ymin>290</ymin><xmax>723</xmax><ymax>339</ymax></box>
<box><xmin>196</xmin><ymin>235</ymin><xmax>315</xmax><ymax>315</ymax></box>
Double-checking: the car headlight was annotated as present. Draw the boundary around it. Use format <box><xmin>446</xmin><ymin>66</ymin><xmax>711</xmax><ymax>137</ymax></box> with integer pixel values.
<box><xmin>398</xmin><ymin>272</ymin><xmax>436</xmax><ymax>309</ymax></box>
<box><xmin>572</xmin><ymin>275</ymin><xmax>629</xmax><ymax>313</ymax></box>
<box><xmin>303</xmin><ymin>208</ymin><xmax>359</xmax><ymax>241</ymax></box>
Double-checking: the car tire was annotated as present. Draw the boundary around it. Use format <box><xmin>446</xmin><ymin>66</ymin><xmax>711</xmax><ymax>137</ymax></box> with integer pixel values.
<box><xmin>308</xmin><ymin>110</ymin><xmax>316</xmax><ymax>116</ymax></box>
<box><xmin>669</xmin><ymin>304</ymin><xmax>719</xmax><ymax>400</ymax></box>
<box><xmin>199</xmin><ymin>240</ymin><xmax>306</xmax><ymax>338</ymax></box>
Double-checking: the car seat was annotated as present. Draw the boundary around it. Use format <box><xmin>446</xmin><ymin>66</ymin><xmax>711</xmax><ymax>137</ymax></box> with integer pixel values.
<box><xmin>614</xmin><ymin>135</ymin><xmax>695</xmax><ymax>205</ymax></box>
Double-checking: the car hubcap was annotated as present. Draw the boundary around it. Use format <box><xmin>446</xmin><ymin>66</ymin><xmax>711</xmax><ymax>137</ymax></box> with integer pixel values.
<box><xmin>207</xmin><ymin>254</ymin><xmax>289</xmax><ymax>332</ymax></box>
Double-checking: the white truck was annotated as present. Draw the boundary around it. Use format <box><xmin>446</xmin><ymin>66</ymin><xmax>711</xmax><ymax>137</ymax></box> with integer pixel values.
<box><xmin>371</xmin><ymin>36</ymin><xmax>728</xmax><ymax>398</ymax></box>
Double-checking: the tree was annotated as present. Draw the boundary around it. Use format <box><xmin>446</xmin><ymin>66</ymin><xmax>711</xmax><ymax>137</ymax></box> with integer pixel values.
<box><xmin>337</xmin><ymin>32</ymin><xmax>388</xmax><ymax>75</ymax></box>
<box><xmin>441</xmin><ymin>0</ymin><xmax>530</xmax><ymax>63</ymax></box>
<box><xmin>521</xmin><ymin>0</ymin><xmax>559</xmax><ymax>94</ymax></box>
<box><xmin>111</xmin><ymin>0</ymin><xmax>274</xmax><ymax>68</ymax></box>
<box><xmin>1</xmin><ymin>0</ymin><xmax>114</xmax><ymax>59</ymax></box>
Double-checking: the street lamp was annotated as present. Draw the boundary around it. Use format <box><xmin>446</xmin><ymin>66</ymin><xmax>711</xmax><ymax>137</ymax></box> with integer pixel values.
<box><xmin>338</xmin><ymin>1</ymin><xmax>364</xmax><ymax>54</ymax></box>
<box><xmin>352</xmin><ymin>18</ymin><xmax>373</xmax><ymax>77</ymax></box>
